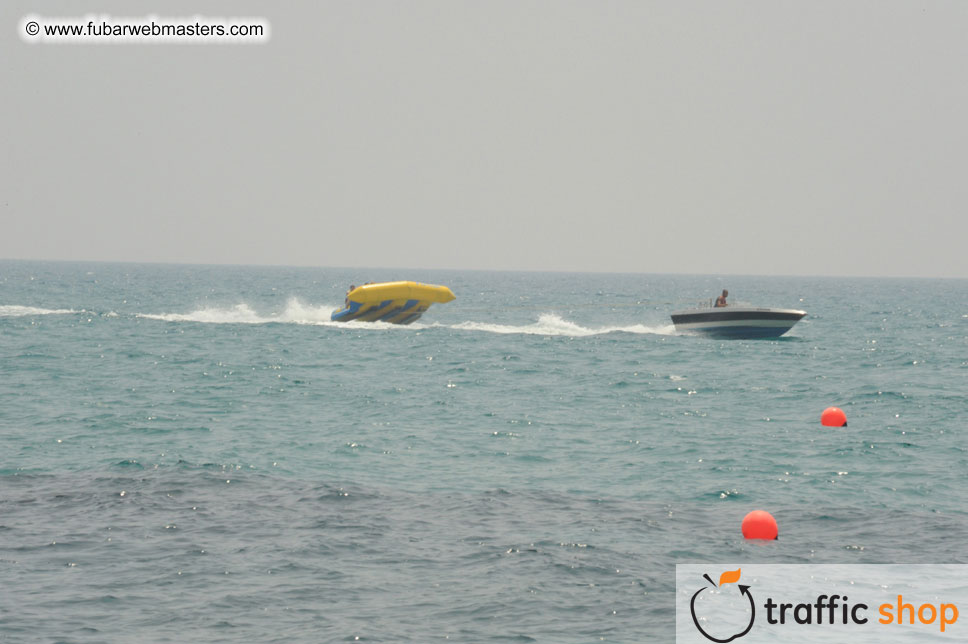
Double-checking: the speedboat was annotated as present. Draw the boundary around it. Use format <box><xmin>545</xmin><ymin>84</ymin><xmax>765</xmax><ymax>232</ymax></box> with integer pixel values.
<box><xmin>671</xmin><ymin>304</ymin><xmax>806</xmax><ymax>339</ymax></box>
<box><xmin>331</xmin><ymin>281</ymin><xmax>455</xmax><ymax>324</ymax></box>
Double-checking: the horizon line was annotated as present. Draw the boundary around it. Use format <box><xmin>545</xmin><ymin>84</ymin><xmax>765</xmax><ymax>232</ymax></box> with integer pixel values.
<box><xmin>0</xmin><ymin>256</ymin><xmax>965</xmax><ymax>281</ymax></box>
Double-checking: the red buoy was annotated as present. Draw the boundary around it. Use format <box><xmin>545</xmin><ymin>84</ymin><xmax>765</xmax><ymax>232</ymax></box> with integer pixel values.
<box><xmin>742</xmin><ymin>510</ymin><xmax>778</xmax><ymax>540</ymax></box>
<box><xmin>821</xmin><ymin>407</ymin><xmax>847</xmax><ymax>427</ymax></box>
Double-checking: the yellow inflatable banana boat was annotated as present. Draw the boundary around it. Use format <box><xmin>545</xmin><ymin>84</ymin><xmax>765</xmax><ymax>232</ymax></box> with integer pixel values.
<box><xmin>331</xmin><ymin>281</ymin><xmax>456</xmax><ymax>325</ymax></box>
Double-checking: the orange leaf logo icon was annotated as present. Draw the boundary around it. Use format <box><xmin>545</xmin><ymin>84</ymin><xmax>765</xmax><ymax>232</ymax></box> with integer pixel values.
<box><xmin>718</xmin><ymin>568</ymin><xmax>741</xmax><ymax>586</ymax></box>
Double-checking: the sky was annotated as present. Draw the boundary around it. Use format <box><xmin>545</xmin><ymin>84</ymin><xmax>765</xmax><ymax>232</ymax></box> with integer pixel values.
<box><xmin>3</xmin><ymin>1</ymin><xmax>967</xmax><ymax>278</ymax></box>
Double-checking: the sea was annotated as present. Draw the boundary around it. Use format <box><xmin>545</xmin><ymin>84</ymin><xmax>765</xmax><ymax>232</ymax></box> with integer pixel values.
<box><xmin>1</xmin><ymin>260</ymin><xmax>965</xmax><ymax>643</ymax></box>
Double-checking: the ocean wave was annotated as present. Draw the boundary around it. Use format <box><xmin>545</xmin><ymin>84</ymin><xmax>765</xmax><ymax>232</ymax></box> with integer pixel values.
<box><xmin>0</xmin><ymin>305</ymin><xmax>81</xmax><ymax>317</ymax></box>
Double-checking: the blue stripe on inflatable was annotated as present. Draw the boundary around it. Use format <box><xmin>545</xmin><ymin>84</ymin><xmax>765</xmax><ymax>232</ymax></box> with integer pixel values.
<box><xmin>376</xmin><ymin>299</ymin><xmax>419</xmax><ymax>322</ymax></box>
<box><xmin>332</xmin><ymin>298</ymin><xmax>438</xmax><ymax>324</ymax></box>
<box><xmin>331</xmin><ymin>300</ymin><xmax>363</xmax><ymax>321</ymax></box>
<box><xmin>355</xmin><ymin>300</ymin><xmax>394</xmax><ymax>322</ymax></box>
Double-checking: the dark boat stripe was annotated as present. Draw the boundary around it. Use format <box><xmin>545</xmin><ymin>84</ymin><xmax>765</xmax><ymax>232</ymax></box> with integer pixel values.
<box><xmin>671</xmin><ymin>311</ymin><xmax>806</xmax><ymax>324</ymax></box>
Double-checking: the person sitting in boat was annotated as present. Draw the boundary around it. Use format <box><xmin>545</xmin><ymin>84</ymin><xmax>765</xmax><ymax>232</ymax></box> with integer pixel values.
<box><xmin>715</xmin><ymin>289</ymin><xmax>728</xmax><ymax>307</ymax></box>
<box><xmin>345</xmin><ymin>285</ymin><xmax>356</xmax><ymax>307</ymax></box>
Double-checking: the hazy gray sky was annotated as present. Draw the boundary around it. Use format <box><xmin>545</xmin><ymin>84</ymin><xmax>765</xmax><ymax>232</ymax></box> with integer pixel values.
<box><xmin>3</xmin><ymin>1</ymin><xmax>967</xmax><ymax>277</ymax></box>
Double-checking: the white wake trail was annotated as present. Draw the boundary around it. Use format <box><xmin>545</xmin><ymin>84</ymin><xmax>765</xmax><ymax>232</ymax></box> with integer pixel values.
<box><xmin>0</xmin><ymin>305</ymin><xmax>82</xmax><ymax>317</ymax></box>
<box><xmin>448</xmin><ymin>313</ymin><xmax>675</xmax><ymax>337</ymax></box>
<box><xmin>138</xmin><ymin>298</ymin><xmax>337</xmax><ymax>325</ymax></box>
<box><xmin>137</xmin><ymin>297</ymin><xmax>428</xmax><ymax>329</ymax></box>
<box><xmin>137</xmin><ymin>303</ymin><xmax>673</xmax><ymax>336</ymax></box>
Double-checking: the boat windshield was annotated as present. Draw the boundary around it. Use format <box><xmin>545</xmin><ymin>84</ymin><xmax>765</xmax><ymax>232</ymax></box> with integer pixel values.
<box><xmin>687</xmin><ymin>298</ymin><xmax>752</xmax><ymax>309</ymax></box>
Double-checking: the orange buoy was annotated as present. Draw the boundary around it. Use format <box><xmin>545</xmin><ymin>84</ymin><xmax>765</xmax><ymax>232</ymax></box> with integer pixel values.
<box><xmin>821</xmin><ymin>407</ymin><xmax>847</xmax><ymax>427</ymax></box>
<box><xmin>742</xmin><ymin>510</ymin><xmax>778</xmax><ymax>540</ymax></box>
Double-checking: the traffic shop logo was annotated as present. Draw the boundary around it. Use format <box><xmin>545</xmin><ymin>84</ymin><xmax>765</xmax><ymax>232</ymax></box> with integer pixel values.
<box><xmin>690</xmin><ymin>569</ymin><xmax>755</xmax><ymax>643</ymax></box>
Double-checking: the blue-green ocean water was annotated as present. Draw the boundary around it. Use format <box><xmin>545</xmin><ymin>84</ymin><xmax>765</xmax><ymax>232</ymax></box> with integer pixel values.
<box><xmin>1</xmin><ymin>261</ymin><xmax>966</xmax><ymax>643</ymax></box>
